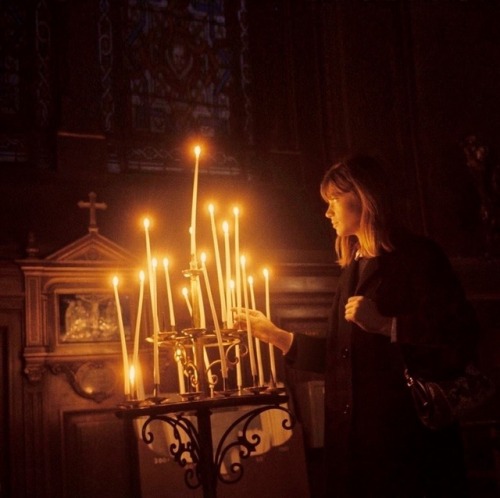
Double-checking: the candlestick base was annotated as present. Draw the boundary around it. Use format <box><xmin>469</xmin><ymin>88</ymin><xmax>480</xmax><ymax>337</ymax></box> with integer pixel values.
<box><xmin>146</xmin><ymin>395</ymin><xmax>169</xmax><ymax>405</ymax></box>
<box><xmin>117</xmin><ymin>398</ymin><xmax>144</xmax><ymax>409</ymax></box>
<box><xmin>244</xmin><ymin>386</ymin><xmax>269</xmax><ymax>395</ymax></box>
<box><xmin>179</xmin><ymin>391</ymin><xmax>203</xmax><ymax>401</ymax></box>
<box><xmin>214</xmin><ymin>388</ymin><xmax>239</xmax><ymax>398</ymax></box>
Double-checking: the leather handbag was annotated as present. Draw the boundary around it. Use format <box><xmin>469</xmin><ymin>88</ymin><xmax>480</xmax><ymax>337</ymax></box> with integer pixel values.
<box><xmin>404</xmin><ymin>363</ymin><xmax>496</xmax><ymax>430</ymax></box>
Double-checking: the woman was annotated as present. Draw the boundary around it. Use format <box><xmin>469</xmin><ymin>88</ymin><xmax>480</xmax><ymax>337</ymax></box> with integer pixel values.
<box><xmin>236</xmin><ymin>155</ymin><xmax>478</xmax><ymax>497</ymax></box>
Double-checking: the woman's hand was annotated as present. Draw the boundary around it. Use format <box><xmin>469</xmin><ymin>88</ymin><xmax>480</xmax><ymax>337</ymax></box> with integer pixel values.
<box><xmin>233</xmin><ymin>308</ymin><xmax>294</xmax><ymax>354</ymax></box>
<box><xmin>344</xmin><ymin>296</ymin><xmax>392</xmax><ymax>336</ymax></box>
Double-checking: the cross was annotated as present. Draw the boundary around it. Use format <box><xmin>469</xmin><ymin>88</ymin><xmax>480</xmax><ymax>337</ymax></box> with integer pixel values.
<box><xmin>78</xmin><ymin>192</ymin><xmax>107</xmax><ymax>233</ymax></box>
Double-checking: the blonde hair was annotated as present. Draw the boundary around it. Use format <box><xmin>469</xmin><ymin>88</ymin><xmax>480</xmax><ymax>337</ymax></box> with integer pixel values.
<box><xmin>320</xmin><ymin>155</ymin><xmax>395</xmax><ymax>267</ymax></box>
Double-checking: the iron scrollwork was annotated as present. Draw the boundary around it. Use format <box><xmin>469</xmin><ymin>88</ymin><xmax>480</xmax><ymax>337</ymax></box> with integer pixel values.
<box><xmin>139</xmin><ymin>403</ymin><xmax>295</xmax><ymax>491</ymax></box>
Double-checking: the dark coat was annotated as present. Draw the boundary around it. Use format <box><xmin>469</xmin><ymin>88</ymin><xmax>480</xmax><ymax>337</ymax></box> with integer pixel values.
<box><xmin>286</xmin><ymin>233</ymin><xmax>478</xmax><ymax>497</ymax></box>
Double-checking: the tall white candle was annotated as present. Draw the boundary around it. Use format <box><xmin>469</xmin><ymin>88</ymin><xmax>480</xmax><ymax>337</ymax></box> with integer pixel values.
<box><xmin>163</xmin><ymin>258</ymin><xmax>176</xmax><ymax>329</ymax></box>
<box><xmin>190</xmin><ymin>146</ymin><xmax>201</xmax><ymax>258</ymax></box>
<box><xmin>263</xmin><ymin>268</ymin><xmax>277</xmax><ymax>384</ymax></box>
<box><xmin>143</xmin><ymin>219</ymin><xmax>160</xmax><ymax>387</ymax></box>
<box><xmin>240</xmin><ymin>256</ymin><xmax>257</xmax><ymax>380</ymax></box>
<box><xmin>247</xmin><ymin>273</ymin><xmax>264</xmax><ymax>385</ymax></box>
<box><xmin>112</xmin><ymin>276</ymin><xmax>130</xmax><ymax>396</ymax></box>
<box><xmin>248</xmin><ymin>275</ymin><xmax>256</xmax><ymax>310</ymax></box>
<box><xmin>197</xmin><ymin>276</ymin><xmax>206</xmax><ymax>329</ymax></box>
<box><xmin>175</xmin><ymin>346</ymin><xmax>186</xmax><ymax>394</ymax></box>
<box><xmin>132</xmin><ymin>270</ymin><xmax>145</xmax><ymax>397</ymax></box>
<box><xmin>230</xmin><ymin>278</ymin><xmax>242</xmax><ymax>388</ymax></box>
<box><xmin>151</xmin><ymin>258</ymin><xmax>160</xmax><ymax>386</ymax></box>
<box><xmin>222</xmin><ymin>221</ymin><xmax>232</xmax><ymax>327</ymax></box>
<box><xmin>201</xmin><ymin>253</ymin><xmax>228</xmax><ymax>378</ymax></box>
<box><xmin>234</xmin><ymin>207</ymin><xmax>242</xmax><ymax>313</ymax></box>
<box><xmin>208</xmin><ymin>204</ymin><xmax>227</xmax><ymax>324</ymax></box>
<box><xmin>129</xmin><ymin>365</ymin><xmax>136</xmax><ymax>398</ymax></box>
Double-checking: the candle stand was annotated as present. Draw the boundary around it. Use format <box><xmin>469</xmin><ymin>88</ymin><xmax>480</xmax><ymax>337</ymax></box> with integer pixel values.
<box><xmin>116</xmin><ymin>391</ymin><xmax>294</xmax><ymax>498</ymax></box>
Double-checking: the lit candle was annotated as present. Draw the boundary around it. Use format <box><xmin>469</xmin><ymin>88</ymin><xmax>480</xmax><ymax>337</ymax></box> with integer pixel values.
<box><xmin>248</xmin><ymin>275</ymin><xmax>256</xmax><ymax>310</ymax></box>
<box><xmin>129</xmin><ymin>365</ymin><xmax>136</xmax><ymax>398</ymax></box>
<box><xmin>248</xmin><ymin>275</ymin><xmax>264</xmax><ymax>386</ymax></box>
<box><xmin>234</xmin><ymin>207</ymin><xmax>242</xmax><ymax>313</ymax></box>
<box><xmin>231</xmin><ymin>278</ymin><xmax>242</xmax><ymax>388</ymax></box>
<box><xmin>200</xmin><ymin>253</ymin><xmax>228</xmax><ymax>379</ymax></box>
<box><xmin>143</xmin><ymin>219</ymin><xmax>160</xmax><ymax>388</ymax></box>
<box><xmin>208</xmin><ymin>204</ymin><xmax>227</xmax><ymax>324</ymax></box>
<box><xmin>175</xmin><ymin>346</ymin><xmax>186</xmax><ymax>394</ymax></box>
<box><xmin>190</xmin><ymin>145</ymin><xmax>201</xmax><ymax>259</ymax></box>
<box><xmin>222</xmin><ymin>221</ymin><xmax>232</xmax><ymax>327</ymax></box>
<box><xmin>163</xmin><ymin>258</ymin><xmax>176</xmax><ymax>329</ymax></box>
<box><xmin>151</xmin><ymin>258</ymin><xmax>160</xmax><ymax>386</ymax></box>
<box><xmin>240</xmin><ymin>255</ymin><xmax>257</xmax><ymax>381</ymax></box>
<box><xmin>263</xmin><ymin>268</ymin><xmax>277</xmax><ymax>384</ymax></box>
<box><xmin>132</xmin><ymin>270</ymin><xmax>145</xmax><ymax>397</ymax></box>
<box><xmin>112</xmin><ymin>276</ymin><xmax>130</xmax><ymax>396</ymax></box>
<box><xmin>230</xmin><ymin>280</ymin><xmax>236</xmax><ymax>313</ymax></box>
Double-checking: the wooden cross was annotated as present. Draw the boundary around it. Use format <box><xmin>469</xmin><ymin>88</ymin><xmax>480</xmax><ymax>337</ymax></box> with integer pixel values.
<box><xmin>78</xmin><ymin>192</ymin><xmax>107</xmax><ymax>233</ymax></box>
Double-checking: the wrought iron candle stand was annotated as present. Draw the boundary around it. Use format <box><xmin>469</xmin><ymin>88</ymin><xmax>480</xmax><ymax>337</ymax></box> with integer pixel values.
<box><xmin>116</xmin><ymin>258</ymin><xmax>294</xmax><ymax>498</ymax></box>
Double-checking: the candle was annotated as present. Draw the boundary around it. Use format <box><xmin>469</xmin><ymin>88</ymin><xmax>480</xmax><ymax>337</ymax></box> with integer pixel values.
<box><xmin>163</xmin><ymin>258</ymin><xmax>176</xmax><ymax>329</ymax></box>
<box><xmin>182</xmin><ymin>287</ymin><xmax>192</xmax><ymax>316</ymax></box>
<box><xmin>234</xmin><ymin>207</ymin><xmax>242</xmax><ymax>313</ymax></box>
<box><xmin>222</xmin><ymin>221</ymin><xmax>232</xmax><ymax>327</ymax></box>
<box><xmin>175</xmin><ymin>346</ymin><xmax>186</xmax><ymax>394</ymax></box>
<box><xmin>263</xmin><ymin>268</ymin><xmax>277</xmax><ymax>384</ymax></box>
<box><xmin>230</xmin><ymin>277</ymin><xmax>242</xmax><ymax>388</ymax></box>
<box><xmin>197</xmin><ymin>277</ymin><xmax>206</xmax><ymax>329</ymax></box>
<box><xmin>151</xmin><ymin>258</ymin><xmax>160</xmax><ymax>386</ymax></box>
<box><xmin>112</xmin><ymin>276</ymin><xmax>130</xmax><ymax>396</ymax></box>
<box><xmin>201</xmin><ymin>253</ymin><xmax>228</xmax><ymax>379</ymax></box>
<box><xmin>190</xmin><ymin>145</ymin><xmax>201</xmax><ymax>258</ymax></box>
<box><xmin>208</xmin><ymin>204</ymin><xmax>227</xmax><ymax>324</ymax></box>
<box><xmin>143</xmin><ymin>219</ymin><xmax>160</xmax><ymax>387</ymax></box>
<box><xmin>247</xmin><ymin>271</ymin><xmax>263</xmax><ymax>385</ymax></box>
<box><xmin>230</xmin><ymin>280</ymin><xmax>236</xmax><ymax>313</ymax></box>
<box><xmin>248</xmin><ymin>275</ymin><xmax>256</xmax><ymax>310</ymax></box>
<box><xmin>129</xmin><ymin>365</ymin><xmax>136</xmax><ymax>398</ymax></box>
<box><xmin>132</xmin><ymin>270</ymin><xmax>145</xmax><ymax>398</ymax></box>
<box><xmin>240</xmin><ymin>256</ymin><xmax>257</xmax><ymax>381</ymax></box>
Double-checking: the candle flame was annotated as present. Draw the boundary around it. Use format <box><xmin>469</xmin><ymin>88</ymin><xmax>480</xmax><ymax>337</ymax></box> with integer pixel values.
<box><xmin>208</xmin><ymin>203</ymin><xmax>214</xmax><ymax>214</ymax></box>
<box><xmin>248</xmin><ymin>275</ymin><xmax>254</xmax><ymax>286</ymax></box>
<box><xmin>163</xmin><ymin>257</ymin><xmax>169</xmax><ymax>268</ymax></box>
<box><xmin>182</xmin><ymin>287</ymin><xmax>189</xmax><ymax>297</ymax></box>
<box><xmin>230</xmin><ymin>279</ymin><xmax>235</xmax><ymax>290</ymax></box>
<box><xmin>233</xmin><ymin>206</ymin><xmax>239</xmax><ymax>216</ymax></box>
<box><xmin>194</xmin><ymin>145</ymin><xmax>201</xmax><ymax>157</ymax></box>
<box><xmin>263</xmin><ymin>268</ymin><xmax>269</xmax><ymax>278</ymax></box>
<box><xmin>129</xmin><ymin>365</ymin><xmax>136</xmax><ymax>384</ymax></box>
<box><xmin>222</xmin><ymin>221</ymin><xmax>229</xmax><ymax>233</ymax></box>
<box><xmin>240</xmin><ymin>255</ymin><xmax>246</xmax><ymax>267</ymax></box>
<box><xmin>201</xmin><ymin>252</ymin><xmax>207</xmax><ymax>264</ymax></box>
<box><xmin>112</xmin><ymin>275</ymin><xmax>119</xmax><ymax>287</ymax></box>
<box><xmin>143</xmin><ymin>218</ymin><xmax>150</xmax><ymax>229</ymax></box>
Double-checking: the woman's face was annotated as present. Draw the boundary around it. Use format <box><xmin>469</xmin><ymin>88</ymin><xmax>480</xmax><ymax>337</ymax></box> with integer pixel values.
<box><xmin>324</xmin><ymin>186</ymin><xmax>362</xmax><ymax>237</ymax></box>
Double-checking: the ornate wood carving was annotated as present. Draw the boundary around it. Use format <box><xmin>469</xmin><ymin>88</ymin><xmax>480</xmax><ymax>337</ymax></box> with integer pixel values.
<box><xmin>19</xmin><ymin>226</ymin><xmax>138</xmax><ymax>391</ymax></box>
<box><xmin>49</xmin><ymin>361</ymin><xmax>117</xmax><ymax>403</ymax></box>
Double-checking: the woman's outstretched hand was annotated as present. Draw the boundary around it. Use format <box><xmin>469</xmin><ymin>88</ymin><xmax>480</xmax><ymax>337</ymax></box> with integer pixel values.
<box><xmin>233</xmin><ymin>308</ymin><xmax>294</xmax><ymax>354</ymax></box>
